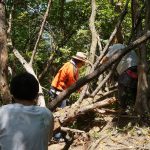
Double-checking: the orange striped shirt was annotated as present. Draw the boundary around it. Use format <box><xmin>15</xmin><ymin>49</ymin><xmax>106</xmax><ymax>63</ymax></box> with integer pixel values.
<box><xmin>51</xmin><ymin>61</ymin><xmax>78</xmax><ymax>91</ymax></box>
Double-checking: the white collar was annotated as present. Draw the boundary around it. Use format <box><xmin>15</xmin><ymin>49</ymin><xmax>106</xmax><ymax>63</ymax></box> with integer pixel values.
<box><xmin>70</xmin><ymin>59</ymin><xmax>77</xmax><ymax>67</ymax></box>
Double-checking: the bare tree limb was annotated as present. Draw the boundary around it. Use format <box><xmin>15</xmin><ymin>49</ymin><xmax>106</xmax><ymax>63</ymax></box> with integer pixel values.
<box><xmin>13</xmin><ymin>49</ymin><xmax>46</xmax><ymax>107</ymax></box>
<box><xmin>78</xmin><ymin>0</ymin><xmax>98</xmax><ymax>103</ymax></box>
<box><xmin>91</xmin><ymin>65</ymin><xmax>115</xmax><ymax>97</ymax></box>
<box><xmin>97</xmin><ymin>34</ymin><xmax>103</xmax><ymax>52</ymax></box>
<box><xmin>29</xmin><ymin>0</ymin><xmax>52</xmax><ymax>66</ymax></box>
<box><xmin>78</xmin><ymin>0</ymin><xmax>129</xmax><ymax>104</ymax></box>
<box><xmin>61</xmin><ymin>127</ymin><xmax>85</xmax><ymax>133</ymax></box>
<box><xmin>79</xmin><ymin>97</ymin><xmax>116</xmax><ymax>113</ymax></box>
<box><xmin>38</xmin><ymin>52</ymin><xmax>55</xmax><ymax>80</ymax></box>
<box><xmin>96</xmin><ymin>88</ymin><xmax>117</xmax><ymax>100</ymax></box>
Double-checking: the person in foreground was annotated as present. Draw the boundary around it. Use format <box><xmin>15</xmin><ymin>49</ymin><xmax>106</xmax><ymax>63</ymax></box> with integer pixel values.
<box><xmin>0</xmin><ymin>72</ymin><xmax>54</xmax><ymax>150</ymax></box>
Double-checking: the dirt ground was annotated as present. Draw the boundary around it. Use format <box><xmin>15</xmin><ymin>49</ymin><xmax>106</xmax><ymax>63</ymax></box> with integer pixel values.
<box><xmin>48</xmin><ymin>113</ymin><xmax>150</xmax><ymax>150</ymax></box>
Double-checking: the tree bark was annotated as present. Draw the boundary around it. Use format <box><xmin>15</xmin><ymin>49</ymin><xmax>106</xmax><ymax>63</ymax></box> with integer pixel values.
<box><xmin>145</xmin><ymin>0</ymin><xmax>150</xmax><ymax>31</ymax></box>
<box><xmin>89</xmin><ymin>0</ymin><xmax>97</xmax><ymax>64</ymax></box>
<box><xmin>113</xmin><ymin>1</ymin><xmax>124</xmax><ymax>44</ymax></box>
<box><xmin>0</xmin><ymin>2</ymin><xmax>11</xmax><ymax>104</ymax></box>
<box><xmin>135</xmin><ymin>1</ymin><xmax>150</xmax><ymax>115</ymax></box>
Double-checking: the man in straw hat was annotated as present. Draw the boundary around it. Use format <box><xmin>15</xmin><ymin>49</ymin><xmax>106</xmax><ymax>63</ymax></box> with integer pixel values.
<box><xmin>49</xmin><ymin>52</ymin><xmax>87</xmax><ymax>108</ymax></box>
<box><xmin>49</xmin><ymin>52</ymin><xmax>87</xmax><ymax>141</ymax></box>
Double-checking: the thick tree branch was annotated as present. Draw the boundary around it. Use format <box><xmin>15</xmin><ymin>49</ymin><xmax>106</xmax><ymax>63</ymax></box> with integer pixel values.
<box><xmin>13</xmin><ymin>49</ymin><xmax>46</xmax><ymax>107</ymax></box>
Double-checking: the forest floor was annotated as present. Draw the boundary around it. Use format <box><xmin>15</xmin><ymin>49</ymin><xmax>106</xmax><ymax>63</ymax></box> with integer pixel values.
<box><xmin>49</xmin><ymin>110</ymin><xmax>150</xmax><ymax>150</ymax></box>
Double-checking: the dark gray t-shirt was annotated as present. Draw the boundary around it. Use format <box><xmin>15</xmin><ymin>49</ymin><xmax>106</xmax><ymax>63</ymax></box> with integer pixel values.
<box><xmin>106</xmin><ymin>44</ymin><xmax>138</xmax><ymax>75</ymax></box>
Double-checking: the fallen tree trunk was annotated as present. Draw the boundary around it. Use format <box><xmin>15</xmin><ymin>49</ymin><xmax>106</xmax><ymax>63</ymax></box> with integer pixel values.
<box><xmin>54</xmin><ymin>97</ymin><xmax>116</xmax><ymax>126</ymax></box>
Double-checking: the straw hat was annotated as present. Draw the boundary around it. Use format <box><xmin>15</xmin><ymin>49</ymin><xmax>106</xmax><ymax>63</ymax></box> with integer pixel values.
<box><xmin>72</xmin><ymin>52</ymin><xmax>87</xmax><ymax>62</ymax></box>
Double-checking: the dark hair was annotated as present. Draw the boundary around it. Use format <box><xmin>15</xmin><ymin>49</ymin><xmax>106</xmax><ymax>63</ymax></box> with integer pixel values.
<box><xmin>10</xmin><ymin>72</ymin><xmax>39</xmax><ymax>101</ymax></box>
<box><xmin>72</xmin><ymin>58</ymin><xmax>85</xmax><ymax>65</ymax></box>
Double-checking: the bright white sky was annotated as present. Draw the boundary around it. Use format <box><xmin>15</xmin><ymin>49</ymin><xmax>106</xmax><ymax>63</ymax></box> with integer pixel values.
<box><xmin>66</xmin><ymin>0</ymin><xmax>73</xmax><ymax>2</ymax></box>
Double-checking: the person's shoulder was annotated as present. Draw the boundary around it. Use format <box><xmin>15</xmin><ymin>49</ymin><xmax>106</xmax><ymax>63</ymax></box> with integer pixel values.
<box><xmin>110</xmin><ymin>43</ymin><xmax>125</xmax><ymax>50</ymax></box>
<box><xmin>0</xmin><ymin>104</ymin><xmax>14</xmax><ymax>110</ymax></box>
<box><xmin>41</xmin><ymin>107</ymin><xmax>54</xmax><ymax>123</ymax></box>
<box><xmin>60</xmin><ymin>61</ymin><xmax>71</xmax><ymax>69</ymax></box>
<box><xmin>62</xmin><ymin>61</ymin><xmax>73</xmax><ymax>71</ymax></box>
<box><xmin>0</xmin><ymin>104</ymin><xmax>15</xmax><ymax>115</ymax></box>
<box><xmin>65</xmin><ymin>61</ymin><xmax>72</xmax><ymax>66</ymax></box>
<box><xmin>36</xmin><ymin>106</ymin><xmax>53</xmax><ymax>118</ymax></box>
<box><xmin>34</xmin><ymin>107</ymin><xmax>54</xmax><ymax>128</ymax></box>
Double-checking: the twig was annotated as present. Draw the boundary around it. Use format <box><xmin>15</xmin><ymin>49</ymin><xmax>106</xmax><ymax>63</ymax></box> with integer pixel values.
<box><xmin>94</xmin><ymin>108</ymin><xmax>119</xmax><ymax>114</ymax></box>
<box><xmin>110</xmin><ymin>137</ymin><xmax>129</xmax><ymax>147</ymax></box>
<box><xmin>38</xmin><ymin>53</ymin><xmax>55</xmax><ymax>80</ymax></box>
<box><xmin>30</xmin><ymin>0</ymin><xmax>52</xmax><ymax>65</ymax></box>
<box><xmin>7</xmin><ymin>3</ymin><xmax>14</xmax><ymax>35</ymax></box>
<box><xmin>61</xmin><ymin>127</ymin><xmax>85</xmax><ymax>133</ymax></box>
<box><xmin>97</xmin><ymin>88</ymin><xmax>117</xmax><ymax>96</ymax></box>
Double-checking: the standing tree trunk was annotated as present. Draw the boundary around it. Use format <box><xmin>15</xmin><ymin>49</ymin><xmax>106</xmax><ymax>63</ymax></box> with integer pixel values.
<box><xmin>113</xmin><ymin>1</ymin><xmax>124</xmax><ymax>44</ymax></box>
<box><xmin>133</xmin><ymin>0</ymin><xmax>149</xmax><ymax>114</ymax></box>
<box><xmin>0</xmin><ymin>1</ymin><xmax>11</xmax><ymax>104</ymax></box>
<box><xmin>145</xmin><ymin>0</ymin><xmax>150</xmax><ymax>31</ymax></box>
<box><xmin>89</xmin><ymin>0</ymin><xmax>97</xmax><ymax>65</ymax></box>
<box><xmin>78</xmin><ymin>0</ymin><xmax>98</xmax><ymax>102</ymax></box>
<box><xmin>145</xmin><ymin>0</ymin><xmax>150</xmax><ymax>110</ymax></box>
